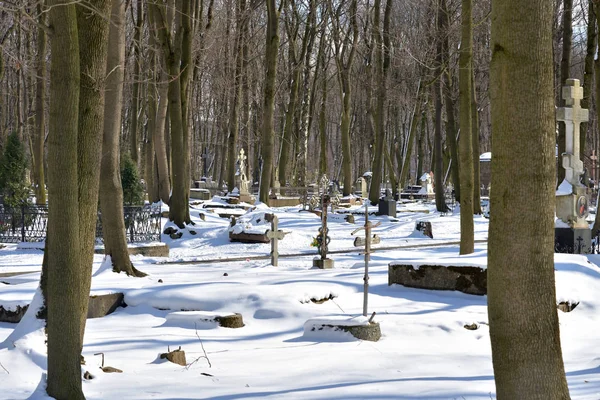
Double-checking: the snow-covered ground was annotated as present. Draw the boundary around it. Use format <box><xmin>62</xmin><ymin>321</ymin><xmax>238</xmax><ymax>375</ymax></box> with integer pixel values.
<box><xmin>1</xmin><ymin>201</ymin><xmax>599</xmax><ymax>399</ymax></box>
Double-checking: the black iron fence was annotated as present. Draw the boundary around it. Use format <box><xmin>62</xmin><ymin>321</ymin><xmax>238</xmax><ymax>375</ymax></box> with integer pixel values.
<box><xmin>0</xmin><ymin>204</ymin><xmax>161</xmax><ymax>244</ymax></box>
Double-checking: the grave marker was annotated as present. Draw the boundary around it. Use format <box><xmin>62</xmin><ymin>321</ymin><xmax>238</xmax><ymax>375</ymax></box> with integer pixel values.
<box><xmin>555</xmin><ymin>79</ymin><xmax>591</xmax><ymax>254</ymax></box>
<box><xmin>351</xmin><ymin>202</ymin><xmax>382</xmax><ymax>316</ymax></box>
<box><xmin>265</xmin><ymin>214</ymin><xmax>285</xmax><ymax>266</ymax></box>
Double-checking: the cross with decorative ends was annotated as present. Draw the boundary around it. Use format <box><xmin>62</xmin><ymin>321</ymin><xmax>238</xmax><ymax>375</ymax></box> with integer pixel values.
<box><xmin>238</xmin><ymin>149</ymin><xmax>248</xmax><ymax>181</ymax></box>
<box><xmin>265</xmin><ymin>214</ymin><xmax>285</xmax><ymax>266</ymax></box>
<box><xmin>557</xmin><ymin>78</ymin><xmax>589</xmax><ymax>186</ymax></box>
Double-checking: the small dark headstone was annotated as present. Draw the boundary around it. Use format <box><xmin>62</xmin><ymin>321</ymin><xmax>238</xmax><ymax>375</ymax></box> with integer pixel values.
<box><xmin>377</xmin><ymin>195</ymin><xmax>396</xmax><ymax>217</ymax></box>
<box><xmin>215</xmin><ymin>313</ymin><xmax>244</xmax><ymax>328</ymax></box>
<box><xmin>158</xmin><ymin>279</ymin><xmax>163</xmax><ymax>283</ymax></box>
<box><xmin>189</xmin><ymin>230</ymin><xmax>197</xmax><ymax>235</ymax></box>
<box><xmin>463</xmin><ymin>323</ymin><xmax>478</xmax><ymax>330</ymax></box>
<box><xmin>223</xmin><ymin>273</ymin><xmax>229</xmax><ymax>277</ymax></box>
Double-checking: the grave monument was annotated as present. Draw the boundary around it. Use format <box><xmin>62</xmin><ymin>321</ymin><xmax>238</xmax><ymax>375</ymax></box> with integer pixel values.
<box><xmin>555</xmin><ymin>79</ymin><xmax>591</xmax><ymax>254</ymax></box>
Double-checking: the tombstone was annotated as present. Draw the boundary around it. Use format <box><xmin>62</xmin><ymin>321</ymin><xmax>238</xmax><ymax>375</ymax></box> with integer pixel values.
<box><xmin>272</xmin><ymin>166</ymin><xmax>281</xmax><ymax>197</ymax></box>
<box><xmin>555</xmin><ymin>79</ymin><xmax>592</xmax><ymax>254</ymax></box>
<box><xmin>377</xmin><ymin>189</ymin><xmax>396</xmax><ymax>217</ymax></box>
<box><xmin>414</xmin><ymin>221</ymin><xmax>433</xmax><ymax>238</ymax></box>
<box><xmin>358</xmin><ymin>177</ymin><xmax>368</xmax><ymax>198</ymax></box>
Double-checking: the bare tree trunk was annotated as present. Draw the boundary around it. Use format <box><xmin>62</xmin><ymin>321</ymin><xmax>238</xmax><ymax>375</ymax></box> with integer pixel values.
<box><xmin>433</xmin><ymin>0</ymin><xmax>447</xmax><ymax>212</ymax></box>
<box><xmin>33</xmin><ymin>2</ymin><xmax>47</xmax><ymax>205</ymax></box>
<box><xmin>472</xmin><ymin>69</ymin><xmax>482</xmax><ymax>214</ymax></box>
<box><xmin>46</xmin><ymin>0</ymin><xmax>111</xmax><ymax>397</ymax></box>
<box><xmin>226</xmin><ymin>0</ymin><xmax>246</xmax><ymax>191</ymax></box>
<box><xmin>259</xmin><ymin>0</ymin><xmax>280</xmax><ymax>203</ymax></box>
<box><xmin>557</xmin><ymin>0</ymin><xmax>573</xmax><ymax>186</ymax></box>
<box><xmin>100</xmin><ymin>0</ymin><xmax>146</xmax><ymax>277</ymax></box>
<box><xmin>129</xmin><ymin>0</ymin><xmax>143</xmax><ymax>164</ymax></box>
<box><xmin>459</xmin><ymin>0</ymin><xmax>474</xmax><ymax>254</ymax></box>
<box><xmin>488</xmin><ymin>0</ymin><xmax>570</xmax><ymax>396</ymax></box>
<box><xmin>581</xmin><ymin>0</ymin><xmax>596</xmax><ymax>156</ymax></box>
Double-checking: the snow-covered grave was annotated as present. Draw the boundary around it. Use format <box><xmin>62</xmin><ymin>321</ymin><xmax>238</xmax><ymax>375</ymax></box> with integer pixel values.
<box><xmin>1</xmin><ymin>202</ymin><xmax>600</xmax><ymax>399</ymax></box>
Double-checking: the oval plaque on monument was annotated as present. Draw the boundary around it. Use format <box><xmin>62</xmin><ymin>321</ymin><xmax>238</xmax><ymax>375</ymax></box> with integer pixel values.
<box><xmin>576</xmin><ymin>195</ymin><xmax>588</xmax><ymax>218</ymax></box>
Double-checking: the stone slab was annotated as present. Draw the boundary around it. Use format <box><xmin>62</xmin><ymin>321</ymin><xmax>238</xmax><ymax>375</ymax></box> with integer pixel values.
<box><xmin>267</xmin><ymin>197</ymin><xmax>302</xmax><ymax>207</ymax></box>
<box><xmin>313</xmin><ymin>258</ymin><xmax>335</xmax><ymax>269</ymax></box>
<box><xmin>0</xmin><ymin>292</ymin><xmax>126</xmax><ymax>323</ymax></box>
<box><xmin>95</xmin><ymin>243</ymin><xmax>169</xmax><ymax>257</ymax></box>
<box><xmin>229</xmin><ymin>231</ymin><xmax>269</xmax><ymax>244</ymax></box>
<box><xmin>388</xmin><ymin>263</ymin><xmax>487</xmax><ymax>296</ymax></box>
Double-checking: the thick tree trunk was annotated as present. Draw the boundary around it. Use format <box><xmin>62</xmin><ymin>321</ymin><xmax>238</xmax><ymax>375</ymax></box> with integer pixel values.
<box><xmin>471</xmin><ymin>69</ymin><xmax>482</xmax><ymax>214</ymax></box>
<box><xmin>399</xmin><ymin>82</ymin><xmax>422</xmax><ymax>189</ymax></box>
<box><xmin>226</xmin><ymin>0</ymin><xmax>246</xmax><ymax>191</ymax></box>
<box><xmin>129</xmin><ymin>0</ymin><xmax>143</xmax><ymax>164</ymax></box>
<box><xmin>259</xmin><ymin>0</ymin><xmax>280</xmax><ymax>203</ymax></box>
<box><xmin>368</xmin><ymin>0</ymin><xmax>391</xmax><ymax>205</ymax></box>
<box><xmin>433</xmin><ymin>1</ymin><xmax>447</xmax><ymax>212</ymax></box>
<box><xmin>47</xmin><ymin>0</ymin><xmax>110</xmax><ymax>397</ymax></box>
<box><xmin>488</xmin><ymin>0</ymin><xmax>570</xmax><ymax>397</ymax></box>
<box><xmin>581</xmin><ymin>0</ymin><xmax>596</xmax><ymax>156</ymax></box>
<box><xmin>46</xmin><ymin>4</ymin><xmax>83</xmax><ymax>398</ymax></box>
<box><xmin>557</xmin><ymin>0</ymin><xmax>573</xmax><ymax>186</ymax></box>
<box><xmin>100</xmin><ymin>0</ymin><xmax>146</xmax><ymax>278</ymax></box>
<box><xmin>33</xmin><ymin>3</ymin><xmax>47</xmax><ymax>205</ymax></box>
<box><xmin>458</xmin><ymin>0</ymin><xmax>474</xmax><ymax>254</ymax></box>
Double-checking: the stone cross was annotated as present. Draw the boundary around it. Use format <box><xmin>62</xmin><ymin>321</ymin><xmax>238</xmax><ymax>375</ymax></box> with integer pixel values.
<box><xmin>265</xmin><ymin>214</ymin><xmax>285</xmax><ymax>266</ymax></box>
<box><xmin>557</xmin><ymin>79</ymin><xmax>589</xmax><ymax>186</ymax></box>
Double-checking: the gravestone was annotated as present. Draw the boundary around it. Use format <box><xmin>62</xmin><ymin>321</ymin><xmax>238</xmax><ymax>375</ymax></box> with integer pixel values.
<box><xmin>377</xmin><ymin>189</ymin><xmax>396</xmax><ymax>217</ymax></box>
<box><xmin>358</xmin><ymin>177</ymin><xmax>368</xmax><ymax>198</ymax></box>
<box><xmin>555</xmin><ymin>79</ymin><xmax>592</xmax><ymax>254</ymax></box>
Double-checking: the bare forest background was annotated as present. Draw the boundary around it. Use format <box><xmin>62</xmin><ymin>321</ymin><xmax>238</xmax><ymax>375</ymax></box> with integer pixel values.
<box><xmin>0</xmin><ymin>0</ymin><xmax>596</xmax><ymax>210</ymax></box>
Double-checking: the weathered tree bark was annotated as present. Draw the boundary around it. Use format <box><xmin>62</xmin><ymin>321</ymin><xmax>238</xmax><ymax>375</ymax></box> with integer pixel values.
<box><xmin>318</xmin><ymin>37</ymin><xmax>328</xmax><ymax>176</ymax></box>
<box><xmin>46</xmin><ymin>0</ymin><xmax>110</xmax><ymax>397</ymax></box>
<box><xmin>33</xmin><ymin>2</ymin><xmax>47</xmax><ymax>205</ymax></box>
<box><xmin>46</xmin><ymin>4</ymin><xmax>83</xmax><ymax>397</ymax></box>
<box><xmin>226</xmin><ymin>0</ymin><xmax>247</xmax><ymax>191</ymax></box>
<box><xmin>443</xmin><ymin>70</ymin><xmax>460</xmax><ymax>201</ymax></box>
<box><xmin>278</xmin><ymin>1</ymin><xmax>311</xmax><ymax>186</ymax></box>
<box><xmin>150</xmin><ymin>0</ymin><xmax>191</xmax><ymax>227</ymax></box>
<box><xmin>459</xmin><ymin>0</ymin><xmax>474</xmax><ymax>254</ymax></box>
<box><xmin>399</xmin><ymin>81</ymin><xmax>422</xmax><ymax>189</ymax></box>
<box><xmin>100</xmin><ymin>0</ymin><xmax>146</xmax><ymax>278</ymax></box>
<box><xmin>368</xmin><ymin>0</ymin><xmax>392</xmax><ymax>205</ymax></box>
<box><xmin>129</xmin><ymin>0</ymin><xmax>143</xmax><ymax>164</ymax></box>
<box><xmin>488</xmin><ymin>0</ymin><xmax>570</xmax><ymax>397</ymax></box>
<box><xmin>259</xmin><ymin>0</ymin><xmax>280</xmax><ymax>203</ymax></box>
<box><xmin>433</xmin><ymin>0</ymin><xmax>448</xmax><ymax>212</ymax></box>
<box><xmin>296</xmin><ymin>0</ymin><xmax>317</xmax><ymax>188</ymax></box>
<box><xmin>471</xmin><ymin>69</ymin><xmax>482</xmax><ymax>214</ymax></box>
<box><xmin>581</xmin><ymin>0</ymin><xmax>596</xmax><ymax>157</ymax></box>
<box><xmin>557</xmin><ymin>0</ymin><xmax>573</xmax><ymax>186</ymax></box>
<box><xmin>331</xmin><ymin>0</ymin><xmax>358</xmax><ymax>196</ymax></box>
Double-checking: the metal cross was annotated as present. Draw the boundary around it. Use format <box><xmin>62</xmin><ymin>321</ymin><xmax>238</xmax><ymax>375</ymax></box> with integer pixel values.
<box><xmin>351</xmin><ymin>202</ymin><xmax>381</xmax><ymax>317</ymax></box>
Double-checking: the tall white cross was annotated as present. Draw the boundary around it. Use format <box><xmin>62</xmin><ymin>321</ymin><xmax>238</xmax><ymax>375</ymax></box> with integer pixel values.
<box><xmin>556</xmin><ymin>79</ymin><xmax>589</xmax><ymax>185</ymax></box>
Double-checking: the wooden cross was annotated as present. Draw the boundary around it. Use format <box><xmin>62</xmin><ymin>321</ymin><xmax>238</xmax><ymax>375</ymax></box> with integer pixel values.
<box><xmin>557</xmin><ymin>79</ymin><xmax>589</xmax><ymax>185</ymax></box>
<box><xmin>265</xmin><ymin>214</ymin><xmax>285</xmax><ymax>266</ymax></box>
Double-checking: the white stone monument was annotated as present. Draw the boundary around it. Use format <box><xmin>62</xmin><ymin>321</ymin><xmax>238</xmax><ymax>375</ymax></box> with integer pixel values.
<box><xmin>555</xmin><ymin>79</ymin><xmax>591</xmax><ymax>253</ymax></box>
<box><xmin>237</xmin><ymin>149</ymin><xmax>254</xmax><ymax>203</ymax></box>
<box><xmin>358</xmin><ymin>177</ymin><xmax>368</xmax><ymax>198</ymax></box>
<box><xmin>418</xmin><ymin>173</ymin><xmax>434</xmax><ymax>196</ymax></box>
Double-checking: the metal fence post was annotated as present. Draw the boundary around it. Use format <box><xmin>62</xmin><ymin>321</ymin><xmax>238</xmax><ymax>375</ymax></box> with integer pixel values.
<box><xmin>21</xmin><ymin>204</ymin><xmax>25</xmax><ymax>242</ymax></box>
